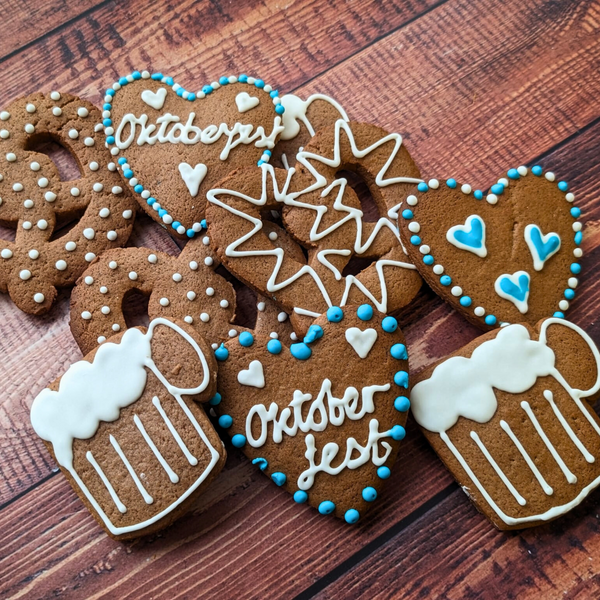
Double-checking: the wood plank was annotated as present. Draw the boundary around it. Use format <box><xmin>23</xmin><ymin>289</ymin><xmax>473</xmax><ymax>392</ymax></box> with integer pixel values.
<box><xmin>0</xmin><ymin>0</ymin><xmax>439</xmax><ymax>106</ymax></box>
<box><xmin>0</xmin><ymin>0</ymin><xmax>105</xmax><ymax>59</ymax></box>
<box><xmin>313</xmin><ymin>487</ymin><xmax>600</xmax><ymax>599</ymax></box>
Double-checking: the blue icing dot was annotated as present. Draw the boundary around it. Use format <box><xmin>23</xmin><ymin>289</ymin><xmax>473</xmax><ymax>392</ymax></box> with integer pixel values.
<box><xmin>565</xmin><ymin>289</ymin><xmax>576</xmax><ymax>300</ymax></box>
<box><xmin>327</xmin><ymin>306</ymin><xmax>344</xmax><ymax>322</ymax></box>
<box><xmin>123</xmin><ymin>169</ymin><xmax>134</xmax><ymax>179</ymax></box>
<box><xmin>187</xmin><ymin>93</ymin><xmax>196</xmax><ymax>101</ymax></box>
<box><xmin>147</xmin><ymin>197</ymin><xmax>156</xmax><ymax>206</ymax></box>
<box><xmin>345</xmin><ymin>509</ymin><xmax>360</xmax><ymax>524</ymax></box>
<box><xmin>165</xmin><ymin>77</ymin><xmax>175</xmax><ymax>86</ymax></box>
<box><xmin>186</xmin><ymin>229</ymin><xmax>195</xmax><ymax>238</ymax></box>
<box><xmin>106</xmin><ymin>89</ymin><xmax>116</xmax><ymax>96</ymax></box>
<box><xmin>294</xmin><ymin>490</ymin><xmax>308</xmax><ymax>503</ymax></box>
<box><xmin>219</xmin><ymin>76</ymin><xmax>229</xmax><ymax>85</ymax></box>
<box><xmin>158</xmin><ymin>209</ymin><xmax>167</xmax><ymax>218</ymax></box>
<box><xmin>390</xmin><ymin>343</ymin><xmax>407</xmax><ymax>360</ymax></box>
<box><xmin>209</xmin><ymin>393</ymin><xmax>222</xmax><ymax>406</ymax></box>
<box><xmin>394</xmin><ymin>396</ymin><xmax>411</xmax><ymax>412</ymax></box>
<box><xmin>357</xmin><ymin>304</ymin><xmax>374</xmax><ymax>321</ymax></box>
<box><xmin>318</xmin><ymin>500</ymin><xmax>335</xmax><ymax>515</ymax></box>
<box><xmin>150</xmin><ymin>73</ymin><xmax>163</xmax><ymax>80</ymax></box>
<box><xmin>263</xmin><ymin>150</ymin><xmax>272</xmax><ymax>156</ymax></box>
<box><xmin>485</xmin><ymin>315</ymin><xmax>497</xmax><ymax>326</ymax></box>
<box><xmin>304</xmin><ymin>324</ymin><xmax>324</xmax><ymax>344</ymax></box>
<box><xmin>252</xmin><ymin>457</ymin><xmax>268</xmax><ymax>471</ymax></box>
<box><xmin>275</xmin><ymin>104</ymin><xmax>285</xmax><ymax>115</ymax></box>
<box><xmin>119</xmin><ymin>77</ymin><xmax>128</xmax><ymax>86</ymax></box>
<box><xmin>215</xmin><ymin>344</ymin><xmax>229</xmax><ymax>361</ymax></box>
<box><xmin>440</xmin><ymin>275</ymin><xmax>452</xmax><ymax>286</ymax></box>
<box><xmin>558</xmin><ymin>181</ymin><xmax>568</xmax><ymax>191</ymax></box>
<box><xmin>459</xmin><ymin>296</ymin><xmax>472</xmax><ymax>307</ymax></box>
<box><xmin>103</xmin><ymin>118</ymin><xmax>112</xmax><ymax>127</ymax></box>
<box><xmin>410</xmin><ymin>235</ymin><xmax>421</xmax><ymax>246</ymax></box>
<box><xmin>571</xmin><ymin>207</ymin><xmax>581</xmax><ymax>218</ymax></box>
<box><xmin>401</xmin><ymin>209</ymin><xmax>413</xmax><ymax>219</ymax></box>
<box><xmin>382</xmin><ymin>316</ymin><xmax>398</xmax><ymax>332</ymax></box>
<box><xmin>172</xmin><ymin>222</ymin><xmax>181</xmax><ymax>230</ymax></box>
<box><xmin>490</xmin><ymin>183</ymin><xmax>505</xmax><ymax>195</ymax></box>
<box><xmin>238</xmin><ymin>74</ymin><xmax>248</xmax><ymax>82</ymax></box>
<box><xmin>417</xmin><ymin>182</ymin><xmax>429</xmax><ymax>192</ymax></box>
<box><xmin>553</xmin><ymin>311</ymin><xmax>565</xmax><ymax>318</ymax></box>
<box><xmin>106</xmin><ymin>136</ymin><xmax>115</xmax><ymax>145</ymax></box>
<box><xmin>575</xmin><ymin>231</ymin><xmax>583</xmax><ymax>245</ymax></box>
<box><xmin>571</xmin><ymin>263</ymin><xmax>581</xmax><ymax>274</ymax></box>
<box><xmin>257</xmin><ymin>160</ymin><xmax>264</xmax><ymax>166</ymax></box>
<box><xmin>176</xmin><ymin>88</ymin><xmax>184</xmax><ymax>97</ymax></box>
<box><xmin>270</xmin><ymin>90</ymin><xmax>279</xmax><ymax>98</ymax></box>
<box><xmin>474</xmin><ymin>190</ymin><xmax>483</xmax><ymax>200</ymax></box>
<box><xmin>254</xmin><ymin>79</ymin><xmax>265</xmax><ymax>88</ymax></box>
<box><xmin>218</xmin><ymin>414</ymin><xmax>233</xmax><ymax>429</ymax></box>
<box><xmin>134</xmin><ymin>184</ymin><xmax>143</xmax><ymax>194</ymax></box>
<box><xmin>377</xmin><ymin>466</ymin><xmax>391</xmax><ymax>479</ymax></box>
<box><xmin>446</xmin><ymin>178</ymin><xmax>457</xmax><ymax>189</ymax></box>
<box><xmin>239</xmin><ymin>331</ymin><xmax>254</xmax><ymax>347</ymax></box>
<box><xmin>271</xmin><ymin>472</ymin><xmax>286</xmax><ymax>486</ymax></box>
<box><xmin>507</xmin><ymin>168</ymin><xmax>520</xmax><ymax>180</ymax></box>
<box><xmin>231</xmin><ymin>434</ymin><xmax>246</xmax><ymax>448</ymax></box>
<box><xmin>532</xmin><ymin>165</ymin><xmax>543</xmax><ymax>176</ymax></box>
<box><xmin>394</xmin><ymin>371</ymin><xmax>409</xmax><ymax>388</ymax></box>
<box><xmin>362</xmin><ymin>487</ymin><xmax>377</xmax><ymax>502</ymax></box>
<box><xmin>390</xmin><ymin>424</ymin><xmax>406</xmax><ymax>440</ymax></box>
<box><xmin>200</xmin><ymin>219</ymin><xmax>207</xmax><ymax>229</ymax></box>
<box><xmin>267</xmin><ymin>339</ymin><xmax>282</xmax><ymax>354</ymax></box>
<box><xmin>118</xmin><ymin>157</ymin><xmax>127</xmax><ymax>165</ymax></box>
<box><xmin>423</xmin><ymin>255</ymin><xmax>434</xmax><ymax>266</ymax></box>
<box><xmin>132</xmin><ymin>71</ymin><xmax>141</xmax><ymax>80</ymax></box>
<box><xmin>290</xmin><ymin>343</ymin><xmax>312</xmax><ymax>360</ymax></box>
<box><xmin>202</xmin><ymin>85</ymin><xmax>213</xmax><ymax>94</ymax></box>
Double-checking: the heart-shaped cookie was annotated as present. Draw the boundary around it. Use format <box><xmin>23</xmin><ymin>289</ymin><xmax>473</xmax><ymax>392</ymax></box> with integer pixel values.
<box><xmin>397</xmin><ymin>166</ymin><xmax>583</xmax><ymax>329</ymax></box>
<box><xmin>213</xmin><ymin>304</ymin><xmax>410</xmax><ymax>522</ymax></box>
<box><xmin>102</xmin><ymin>70</ymin><xmax>286</xmax><ymax>238</ymax></box>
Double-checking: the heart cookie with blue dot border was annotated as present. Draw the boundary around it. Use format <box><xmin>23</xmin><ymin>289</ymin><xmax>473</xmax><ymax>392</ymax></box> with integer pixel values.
<box><xmin>101</xmin><ymin>70</ymin><xmax>286</xmax><ymax>238</ymax></box>
<box><xmin>397</xmin><ymin>166</ymin><xmax>583</xmax><ymax>329</ymax></box>
<box><xmin>212</xmin><ymin>304</ymin><xmax>410</xmax><ymax>523</ymax></box>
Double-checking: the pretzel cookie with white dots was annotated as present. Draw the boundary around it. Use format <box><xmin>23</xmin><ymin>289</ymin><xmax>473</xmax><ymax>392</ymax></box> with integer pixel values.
<box><xmin>0</xmin><ymin>92</ymin><xmax>137</xmax><ymax>314</ymax></box>
<box><xmin>70</xmin><ymin>225</ymin><xmax>296</xmax><ymax>355</ymax></box>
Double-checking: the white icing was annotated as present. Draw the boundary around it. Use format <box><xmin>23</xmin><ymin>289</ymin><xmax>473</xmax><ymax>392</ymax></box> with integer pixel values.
<box><xmin>178</xmin><ymin>162</ymin><xmax>207</xmax><ymax>197</ymax></box>
<box><xmin>446</xmin><ymin>215</ymin><xmax>487</xmax><ymax>258</ymax></box>
<box><xmin>279</xmin><ymin>93</ymin><xmax>349</xmax><ymax>140</ymax></box>
<box><xmin>87</xmin><ymin>450</ymin><xmax>127</xmax><ymax>512</ymax></box>
<box><xmin>141</xmin><ymin>87</ymin><xmax>167</xmax><ymax>110</ymax></box>
<box><xmin>237</xmin><ymin>360</ymin><xmax>265</xmax><ymax>388</ymax></box>
<box><xmin>345</xmin><ymin>327</ymin><xmax>378</xmax><ymax>359</ymax></box>
<box><xmin>494</xmin><ymin>270</ymin><xmax>530</xmax><ymax>314</ymax></box>
<box><xmin>109</xmin><ymin>434</ymin><xmax>153</xmax><ymax>504</ymax></box>
<box><xmin>235</xmin><ymin>92</ymin><xmax>260</xmax><ymax>113</ymax></box>
<box><xmin>524</xmin><ymin>224</ymin><xmax>561</xmax><ymax>271</ymax></box>
<box><xmin>134</xmin><ymin>414</ymin><xmax>179</xmax><ymax>483</ymax></box>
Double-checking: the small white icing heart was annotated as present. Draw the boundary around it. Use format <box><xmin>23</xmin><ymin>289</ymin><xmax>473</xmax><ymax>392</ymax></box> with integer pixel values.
<box><xmin>238</xmin><ymin>360</ymin><xmax>265</xmax><ymax>388</ymax></box>
<box><xmin>178</xmin><ymin>163</ymin><xmax>208</xmax><ymax>197</ymax></box>
<box><xmin>235</xmin><ymin>92</ymin><xmax>260</xmax><ymax>113</ymax></box>
<box><xmin>345</xmin><ymin>327</ymin><xmax>378</xmax><ymax>359</ymax></box>
<box><xmin>141</xmin><ymin>87</ymin><xmax>167</xmax><ymax>110</ymax></box>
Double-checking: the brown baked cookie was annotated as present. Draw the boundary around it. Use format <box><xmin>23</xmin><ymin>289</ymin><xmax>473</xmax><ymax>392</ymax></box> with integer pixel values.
<box><xmin>270</xmin><ymin>92</ymin><xmax>349</xmax><ymax>170</ymax></box>
<box><xmin>397</xmin><ymin>167</ymin><xmax>583</xmax><ymax>330</ymax></box>
<box><xmin>411</xmin><ymin>317</ymin><xmax>600</xmax><ymax>530</ymax></box>
<box><xmin>30</xmin><ymin>318</ymin><xmax>226</xmax><ymax>540</ymax></box>
<box><xmin>103</xmin><ymin>70</ymin><xmax>286</xmax><ymax>238</ymax></box>
<box><xmin>70</xmin><ymin>223</ymin><xmax>298</xmax><ymax>355</ymax></box>
<box><xmin>207</xmin><ymin>121</ymin><xmax>423</xmax><ymax>336</ymax></box>
<box><xmin>213</xmin><ymin>304</ymin><xmax>410</xmax><ymax>523</ymax></box>
<box><xmin>0</xmin><ymin>92</ymin><xmax>137</xmax><ymax>314</ymax></box>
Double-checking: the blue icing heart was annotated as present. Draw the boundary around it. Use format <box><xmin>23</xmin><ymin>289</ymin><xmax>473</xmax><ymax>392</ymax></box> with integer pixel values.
<box><xmin>525</xmin><ymin>224</ymin><xmax>561</xmax><ymax>271</ymax></box>
<box><xmin>453</xmin><ymin>216</ymin><xmax>484</xmax><ymax>249</ymax></box>
<box><xmin>499</xmin><ymin>272</ymin><xmax>529</xmax><ymax>302</ymax></box>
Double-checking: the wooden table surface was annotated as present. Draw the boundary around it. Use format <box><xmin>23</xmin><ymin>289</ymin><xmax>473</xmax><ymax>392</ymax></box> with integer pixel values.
<box><xmin>1</xmin><ymin>0</ymin><xmax>600</xmax><ymax>598</ymax></box>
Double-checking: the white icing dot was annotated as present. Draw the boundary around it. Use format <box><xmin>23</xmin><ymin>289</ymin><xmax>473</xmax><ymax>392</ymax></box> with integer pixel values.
<box><xmin>78</xmin><ymin>107</ymin><xmax>89</xmax><ymax>118</ymax></box>
<box><xmin>82</xmin><ymin>311</ymin><xmax>92</xmax><ymax>320</ymax></box>
<box><xmin>33</xmin><ymin>293</ymin><xmax>44</xmax><ymax>303</ymax></box>
<box><xmin>1</xmin><ymin>249</ymin><xmax>13</xmax><ymax>259</ymax></box>
<box><xmin>574</xmin><ymin>248</ymin><xmax>583</xmax><ymax>258</ymax></box>
<box><xmin>406</xmin><ymin>195</ymin><xmax>418</xmax><ymax>206</ymax></box>
<box><xmin>269</xmin><ymin>332</ymin><xmax>278</xmax><ymax>339</ymax></box>
<box><xmin>123</xmin><ymin>210</ymin><xmax>132</xmax><ymax>219</ymax></box>
<box><xmin>517</xmin><ymin>166</ymin><xmax>528</xmax><ymax>176</ymax></box>
<box><xmin>220</xmin><ymin>299</ymin><xmax>229</xmax><ymax>308</ymax></box>
<box><xmin>71</xmin><ymin>187</ymin><xmax>80</xmax><ymax>197</ymax></box>
<box><xmin>428</xmin><ymin>179</ymin><xmax>439</xmax><ymax>189</ymax></box>
<box><xmin>129</xmin><ymin>177</ymin><xmax>138</xmax><ymax>187</ymax></box>
<box><xmin>173</xmin><ymin>273</ymin><xmax>182</xmax><ymax>282</ymax></box>
<box><xmin>451</xmin><ymin>286</ymin><xmax>463</xmax><ymax>297</ymax></box>
<box><xmin>37</xmin><ymin>219</ymin><xmax>48</xmax><ymax>230</ymax></box>
<box><xmin>474</xmin><ymin>306</ymin><xmax>485</xmax><ymax>317</ymax></box>
<box><xmin>26</xmin><ymin>104</ymin><xmax>36</xmax><ymax>113</ymax></box>
<box><xmin>24</xmin><ymin>124</ymin><xmax>35</xmax><ymax>134</ymax></box>
<box><xmin>38</xmin><ymin>177</ymin><xmax>49</xmax><ymax>188</ymax></box>
<box><xmin>189</xmin><ymin>261</ymin><xmax>199</xmax><ymax>271</ymax></box>
<box><xmin>50</xmin><ymin>91</ymin><xmax>61</xmax><ymax>101</ymax></box>
<box><xmin>129</xmin><ymin>271</ymin><xmax>138</xmax><ymax>281</ymax></box>
<box><xmin>461</xmin><ymin>184</ymin><xmax>472</xmax><ymax>194</ymax></box>
<box><xmin>52</xmin><ymin>107</ymin><xmax>62</xmax><ymax>117</ymax></box>
<box><xmin>84</xmin><ymin>276</ymin><xmax>94</xmax><ymax>285</ymax></box>
<box><xmin>112</xmin><ymin>186</ymin><xmax>123</xmax><ymax>194</ymax></box>
<box><xmin>277</xmin><ymin>312</ymin><xmax>288</xmax><ymax>322</ymax></box>
<box><xmin>545</xmin><ymin>172</ymin><xmax>555</xmax><ymax>182</ymax></box>
<box><xmin>228</xmin><ymin>329</ymin><xmax>238</xmax><ymax>337</ymax></box>
<box><xmin>162</xmin><ymin>214</ymin><xmax>173</xmax><ymax>225</ymax></box>
<box><xmin>84</xmin><ymin>137</ymin><xmax>95</xmax><ymax>147</ymax></box>
<box><xmin>202</xmin><ymin>236</ymin><xmax>210</xmax><ymax>246</ymax></box>
<box><xmin>204</xmin><ymin>257</ymin><xmax>214</xmax><ymax>266</ymax></box>
<box><xmin>573</xmin><ymin>222</ymin><xmax>582</xmax><ymax>232</ymax></box>
<box><xmin>0</xmin><ymin>130</ymin><xmax>10</xmax><ymax>139</ymax></box>
<box><xmin>82</xmin><ymin>228</ymin><xmax>95</xmax><ymax>240</ymax></box>
<box><xmin>419</xmin><ymin>245</ymin><xmax>430</xmax><ymax>255</ymax></box>
<box><xmin>290</xmin><ymin>332</ymin><xmax>298</xmax><ymax>341</ymax></box>
<box><xmin>28</xmin><ymin>249</ymin><xmax>39</xmax><ymax>259</ymax></box>
<box><xmin>13</xmin><ymin>183</ymin><xmax>23</xmax><ymax>191</ymax></box>
<box><xmin>408</xmin><ymin>222</ymin><xmax>420</xmax><ymax>233</ymax></box>
<box><xmin>98</xmin><ymin>336</ymin><xmax>106</xmax><ymax>343</ymax></box>
<box><xmin>568</xmin><ymin>277</ymin><xmax>578</xmax><ymax>288</ymax></box>
<box><xmin>257</xmin><ymin>302</ymin><xmax>266</xmax><ymax>312</ymax></box>
<box><xmin>159</xmin><ymin>297</ymin><xmax>170</xmax><ymax>307</ymax></box>
<box><xmin>55</xmin><ymin>260</ymin><xmax>67</xmax><ymax>270</ymax></box>
<box><xmin>65</xmin><ymin>241</ymin><xmax>76</xmax><ymax>251</ymax></box>
<box><xmin>30</xmin><ymin>162</ymin><xmax>40</xmax><ymax>171</ymax></box>
<box><xmin>184</xmin><ymin>316</ymin><xmax>193</xmax><ymax>324</ymax></box>
<box><xmin>6</xmin><ymin>153</ymin><xmax>16</xmax><ymax>162</ymax></box>
<box><xmin>68</xmin><ymin>129</ymin><xmax>79</xmax><ymax>139</ymax></box>
<box><xmin>100</xmin><ymin>286</ymin><xmax>108</xmax><ymax>294</ymax></box>
<box><xmin>566</xmin><ymin>193</ymin><xmax>575</xmax><ymax>203</ymax></box>
<box><xmin>23</xmin><ymin>221</ymin><xmax>32</xmax><ymax>230</ymax></box>
<box><xmin>268</xmin><ymin>231</ymin><xmax>278</xmax><ymax>241</ymax></box>
<box><xmin>110</xmin><ymin>147</ymin><xmax>119</xmax><ymax>156</ymax></box>
<box><xmin>109</xmin><ymin>261</ymin><xmax>118</xmax><ymax>269</ymax></box>
<box><xmin>486</xmin><ymin>193</ymin><xmax>498</xmax><ymax>205</ymax></box>
<box><xmin>89</xmin><ymin>161</ymin><xmax>99</xmax><ymax>171</ymax></box>
<box><xmin>148</xmin><ymin>254</ymin><xmax>158</xmax><ymax>264</ymax></box>
<box><xmin>433</xmin><ymin>264</ymin><xmax>444</xmax><ymax>275</ymax></box>
<box><xmin>107</xmin><ymin>231</ymin><xmax>117</xmax><ymax>241</ymax></box>
<box><xmin>559</xmin><ymin>300</ymin><xmax>569</xmax><ymax>311</ymax></box>
<box><xmin>45</xmin><ymin>191</ymin><xmax>57</xmax><ymax>202</ymax></box>
<box><xmin>498</xmin><ymin>178</ymin><xmax>509</xmax><ymax>187</ymax></box>
<box><xmin>187</xmin><ymin>291</ymin><xmax>196</xmax><ymax>301</ymax></box>
<box><xmin>206</xmin><ymin>287</ymin><xmax>214</xmax><ymax>296</ymax></box>
<box><xmin>112</xmin><ymin>323</ymin><xmax>120</xmax><ymax>331</ymax></box>
<box><xmin>0</xmin><ymin>111</ymin><xmax>9</xmax><ymax>120</ymax></box>
<box><xmin>94</xmin><ymin>183</ymin><xmax>105</xmax><ymax>193</ymax></box>
<box><xmin>200</xmin><ymin>313</ymin><xmax>210</xmax><ymax>322</ymax></box>
<box><xmin>23</xmin><ymin>199</ymin><xmax>33</xmax><ymax>208</ymax></box>
<box><xmin>101</xmin><ymin>306</ymin><xmax>110</xmax><ymax>315</ymax></box>
<box><xmin>19</xmin><ymin>269</ymin><xmax>31</xmax><ymax>280</ymax></box>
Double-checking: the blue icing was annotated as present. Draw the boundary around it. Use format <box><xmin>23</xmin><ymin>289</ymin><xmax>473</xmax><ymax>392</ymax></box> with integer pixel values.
<box><xmin>528</xmin><ymin>225</ymin><xmax>560</xmax><ymax>262</ymax></box>
<box><xmin>417</xmin><ymin>182</ymin><xmax>429</xmax><ymax>192</ymax></box>
<box><xmin>446</xmin><ymin>178</ymin><xmax>457</xmax><ymax>188</ymax></box>
<box><xmin>294</xmin><ymin>490</ymin><xmax>308</xmax><ymax>503</ymax></box>
<box><xmin>381</xmin><ymin>316</ymin><xmax>398</xmax><ymax>332</ymax></box>
<box><xmin>290</xmin><ymin>343</ymin><xmax>312</xmax><ymax>360</ymax></box>
<box><xmin>239</xmin><ymin>331</ymin><xmax>254</xmax><ymax>347</ymax></box>
<box><xmin>452</xmin><ymin>215</ymin><xmax>484</xmax><ymax>250</ymax></box>
<box><xmin>327</xmin><ymin>306</ymin><xmax>344</xmax><ymax>322</ymax></box>
<box><xmin>271</xmin><ymin>472</ymin><xmax>287</xmax><ymax>486</ymax></box>
<box><xmin>304</xmin><ymin>324</ymin><xmax>324</xmax><ymax>344</ymax></box>
<box><xmin>357</xmin><ymin>304</ymin><xmax>374</xmax><ymax>321</ymax></box>
<box><xmin>498</xmin><ymin>273</ymin><xmax>529</xmax><ymax>302</ymax></box>
<box><xmin>362</xmin><ymin>487</ymin><xmax>377</xmax><ymax>502</ymax></box>
<box><xmin>318</xmin><ymin>500</ymin><xmax>335</xmax><ymax>515</ymax></box>
<box><xmin>231</xmin><ymin>434</ymin><xmax>246</xmax><ymax>448</ymax></box>
<box><xmin>490</xmin><ymin>182</ymin><xmax>505</xmax><ymax>195</ymax></box>
<box><xmin>507</xmin><ymin>168</ymin><xmax>520</xmax><ymax>179</ymax></box>
<box><xmin>218</xmin><ymin>414</ymin><xmax>233</xmax><ymax>428</ymax></box>
<box><xmin>377</xmin><ymin>466</ymin><xmax>391</xmax><ymax>479</ymax></box>
<box><xmin>459</xmin><ymin>296</ymin><xmax>472</xmax><ymax>307</ymax></box>
<box><xmin>532</xmin><ymin>165</ymin><xmax>543</xmax><ymax>176</ymax></box>
<box><xmin>440</xmin><ymin>275</ymin><xmax>451</xmax><ymax>286</ymax></box>
<box><xmin>390</xmin><ymin>425</ymin><xmax>406</xmax><ymax>440</ymax></box>
<box><xmin>252</xmin><ymin>457</ymin><xmax>268</xmax><ymax>471</ymax></box>
<box><xmin>214</xmin><ymin>344</ymin><xmax>229</xmax><ymax>361</ymax></box>
<box><xmin>267</xmin><ymin>339</ymin><xmax>282</xmax><ymax>354</ymax></box>
<box><xmin>575</xmin><ymin>231</ymin><xmax>583</xmax><ymax>245</ymax></box>
<box><xmin>390</xmin><ymin>344</ymin><xmax>407</xmax><ymax>360</ymax></box>
<box><xmin>571</xmin><ymin>263</ymin><xmax>581</xmax><ymax>274</ymax></box>
<box><xmin>344</xmin><ymin>509</ymin><xmax>360</xmax><ymax>524</ymax></box>
<box><xmin>209</xmin><ymin>393</ymin><xmax>222</xmax><ymax>406</ymax></box>
<box><xmin>558</xmin><ymin>181</ymin><xmax>568</xmax><ymax>191</ymax></box>
<box><xmin>423</xmin><ymin>255</ymin><xmax>434</xmax><ymax>265</ymax></box>
<box><xmin>394</xmin><ymin>371</ymin><xmax>409</xmax><ymax>388</ymax></box>
<box><xmin>565</xmin><ymin>288</ymin><xmax>575</xmax><ymax>300</ymax></box>
<box><xmin>394</xmin><ymin>396</ymin><xmax>411</xmax><ymax>412</ymax></box>
<box><xmin>485</xmin><ymin>315</ymin><xmax>497</xmax><ymax>326</ymax></box>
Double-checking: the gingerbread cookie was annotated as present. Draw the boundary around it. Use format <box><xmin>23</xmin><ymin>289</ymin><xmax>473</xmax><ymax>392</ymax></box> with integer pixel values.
<box><xmin>214</xmin><ymin>304</ymin><xmax>410</xmax><ymax>522</ymax></box>
<box><xmin>0</xmin><ymin>92</ymin><xmax>137</xmax><ymax>314</ymax></box>
<box><xmin>70</xmin><ymin>222</ymin><xmax>298</xmax><ymax>354</ymax></box>
<box><xmin>411</xmin><ymin>317</ymin><xmax>600</xmax><ymax>530</ymax></box>
<box><xmin>397</xmin><ymin>167</ymin><xmax>583</xmax><ymax>329</ymax></box>
<box><xmin>102</xmin><ymin>70</ymin><xmax>286</xmax><ymax>238</ymax></box>
<box><xmin>271</xmin><ymin>92</ymin><xmax>349</xmax><ymax>170</ymax></box>
<box><xmin>207</xmin><ymin>121</ymin><xmax>423</xmax><ymax>335</ymax></box>
<box><xmin>30</xmin><ymin>317</ymin><xmax>226</xmax><ymax>540</ymax></box>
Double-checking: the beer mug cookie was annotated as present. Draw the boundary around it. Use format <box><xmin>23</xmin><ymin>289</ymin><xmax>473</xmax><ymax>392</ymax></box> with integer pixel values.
<box><xmin>0</xmin><ymin>92</ymin><xmax>137</xmax><ymax>314</ymax></box>
<box><xmin>31</xmin><ymin>318</ymin><xmax>226</xmax><ymax>540</ymax></box>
